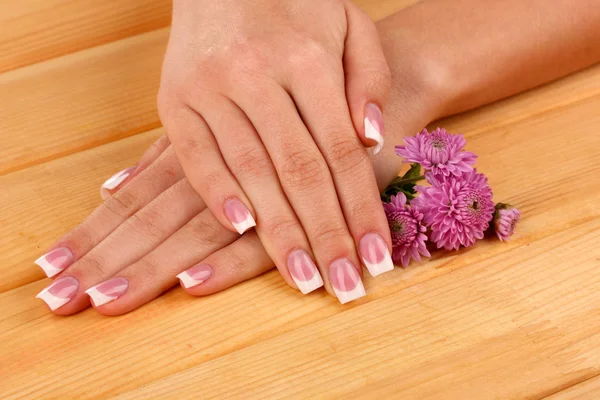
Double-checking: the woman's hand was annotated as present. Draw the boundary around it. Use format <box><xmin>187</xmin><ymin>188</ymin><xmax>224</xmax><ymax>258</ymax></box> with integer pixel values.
<box><xmin>33</xmin><ymin>5</ymin><xmax>446</xmax><ymax>315</ymax></box>
<box><xmin>36</xmin><ymin>141</ymin><xmax>276</xmax><ymax>315</ymax></box>
<box><xmin>158</xmin><ymin>0</ymin><xmax>395</xmax><ymax>302</ymax></box>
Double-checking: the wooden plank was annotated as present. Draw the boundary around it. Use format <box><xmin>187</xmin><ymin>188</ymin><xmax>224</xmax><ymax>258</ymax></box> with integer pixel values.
<box><xmin>546</xmin><ymin>376</ymin><xmax>600</xmax><ymax>399</ymax></box>
<box><xmin>0</xmin><ymin>0</ymin><xmax>172</xmax><ymax>73</ymax></box>
<box><xmin>0</xmin><ymin>28</ymin><xmax>167</xmax><ymax>175</ymax></box>
<box><xmin>0</xmin><ymin>0</ymin><xmax>413</xmax><ymax>75</ymax></box>
<box><xmin>1</xmin><ymin>87</ymin><xmax>599</xmax><ymax>398</ymax></box>
<box><xmin>112</xmin><ymin>221</ymin><xmax>600</xmax><ymax>400</ymax></box>
<box><xmin>2</xmin><ymin>218</ymin><xmax>598</xmax><ymax>399</ymax></box>
<box><xmin>2</xmin><ymin>0</ymin><xmax>599</xmax><ymax>176</ymax></box>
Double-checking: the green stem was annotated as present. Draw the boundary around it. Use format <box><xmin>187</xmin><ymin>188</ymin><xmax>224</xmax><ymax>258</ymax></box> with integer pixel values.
<box><xmin>393</xmin><ymin>175</ymin><xmax>425</xmax><ymax>185</ymax></box>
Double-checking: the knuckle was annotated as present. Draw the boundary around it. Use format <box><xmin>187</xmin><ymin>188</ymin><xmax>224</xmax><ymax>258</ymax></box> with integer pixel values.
<box><xmin>103</xmin><ymin>189</ymin><xmax>139</xmax><ymax>219</ymax></box>
<box><xmin>312</xmin><ymin>224</ymin><xmax>349</xmax><ymax>245</ymax></box>
<box><xmin>125</xmin><ymin>208</ymin><xmax>166</xmax><ymax>243</ymax></box>
<box><xmin>288</xmin><ymin>37</ymin><xmax>330</xmax><ymax>73</ymax></box>
<box><xmin>366</xmin><ymin>63</ymin><xmax>392</xmax><ymax>95</ymax></box>
<box><xmin>188</xmin><ymin>216</ymin><xmax>224</xmax><ymax>248</ymax></box>
<box><xmin>229</xmin><ymin>41</ymin><xmax>269</xmax><ymax>76</ymax></box>
<box><xmin>262</xmin><ymin>216</ymin><xmax>299</xmax><ymax>242</ymax></box>
<box><xmin>214</xmin><ymin>248</ymin><xmax>245</xmax><ymax>273</ymax></box>
<box><xmin>233</xmin><ymin>146</ymin><xmax>274</xmax><ymax>180</ymax></box>
<box><xmin>137</xmin><ymin>258</ymin><xmax>159</xmax><ymax>281</ymax></box>
<box><xmin>280</xmin><ymin>149</ymin><xmax>328</xmax><ymax>190</ymax></box>
<box><xmin>199</xmin><ymin>168</ymin><xmax>226</xmax><ymax>195</ymax></box>
<box><xmin>79</xmin><ymin>255</ymin><xmax>107</xmax><ymax>278</ymax></box>
<box><xmin>176</xmin><ymin>133</ymin><xmax>213</xmax><ymax>162</ymax></box>
<box><xmin>327</xmin><ymin>137</ymin><xmax>370</xmax><ymax>175</ymax></box>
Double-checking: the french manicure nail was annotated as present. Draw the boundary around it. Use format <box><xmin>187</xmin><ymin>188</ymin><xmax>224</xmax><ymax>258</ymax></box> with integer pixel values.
<box><xmin>224</xmin><ymin>198</ymin><xmax>256</xmax><ymax>234</ymax></box>
<box><xmin>36</xmin><ymin>276</ymin><xmax>79</xmax><ymax>311</ymax></box>
<box><xmin>364</xmin><ymin>103</ymin><xmax>384</xmax><ymax>155</ymax></box>
<box><xmin>34</xmin><ymin>247</ymin><xmax>74</xmax><ymax>278</ymax></box>
<box><xmin>85</xmin><ymin>277</ymin><xmax>129</xmax><ymax>307</ymax></box>
<box><xmin>329</xmin><ymin>258</ymin><xmax>366</xmax><ymax>304</ymax></box>
<box><xmin>359</xmin><ymin>233</ymin><xmax>394</xmax><ymax>277</ymax></box>
<box><xmin>177</xmin><ymin>264</ymin><xmax>213</xmax><ymax>289</ymax></box>
<box><xmin>287</xmin><ymin>250</ymin><xmax>323</xmax><ymax>294</ymax></box>
<box><xmin>100</xmin><ymin>166</ymin><xmax>136</xmax><ymax>199</ymax></box>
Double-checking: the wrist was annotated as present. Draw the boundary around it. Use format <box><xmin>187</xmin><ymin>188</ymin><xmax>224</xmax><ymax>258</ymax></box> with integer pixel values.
<box><xmin>370</xmin><ymin>18</ymin><xmax>452</xmax><ymax>192</ymax></box>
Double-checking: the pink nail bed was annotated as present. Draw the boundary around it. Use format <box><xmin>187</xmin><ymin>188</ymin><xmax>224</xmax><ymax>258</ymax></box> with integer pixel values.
<box><xmin>329</xmin><ymin>258</ymin><xmax>366</xmax><ymax>304</ymax></box>
<box><xmin>177</xmin><ymin>264</ymin><xmax>213</xmax><ymax>289</ymax></box>
<box><xmin>34</xmin><ymin>247</ymin><xmax>74</xmax><ymax>278</ymax></box>
<box><xmin>359</xmin><ymin>233</ymin><xmax>394</xmax><ymax>277</ymax></box>
<box><xmin>36</xmin><ymin>276</ymin><xmax>79</xmax><ymax>311</ymax></box>
<box><xmin>85</xmin><ymin>277</ymin><xmax>129</xmax><ymax>307</ymax></box>
<box><xmin>224</xmin><ymin>198</ymin><xmax>256</xmax><ymax>234</ymax></box>
<box><xmin>364</xmin><ymin>103</ymin><xmax>385</xmax><ymax>155</ymax></box>
<box><xmin>287</xmin><ymin>250</ymin><xmax>323</xmax><ymax>294</ymax></box>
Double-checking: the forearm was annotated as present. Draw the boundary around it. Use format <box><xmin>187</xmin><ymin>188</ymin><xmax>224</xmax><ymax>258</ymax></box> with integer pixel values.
<box><xmin>379</xmin><ymin>0</ymin><xmax>600</xmax><ymax>118</ymax></box>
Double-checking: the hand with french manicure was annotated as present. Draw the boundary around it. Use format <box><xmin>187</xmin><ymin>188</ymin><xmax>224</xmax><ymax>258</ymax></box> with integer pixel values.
<box><xmin>158</xmin><ymin>0</ymin><xmax>394</xmax><ymax>302</ymax></box>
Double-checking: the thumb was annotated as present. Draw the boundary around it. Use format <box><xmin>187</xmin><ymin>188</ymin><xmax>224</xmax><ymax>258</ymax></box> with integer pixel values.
<box><xmin>343</xmin><ymin>1</ymin><xmax>391</xmax><ymax>155</ymax></box>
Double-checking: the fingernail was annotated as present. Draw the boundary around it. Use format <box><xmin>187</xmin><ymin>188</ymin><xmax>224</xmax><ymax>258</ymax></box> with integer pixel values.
<box><xmin>364</xmin><ymin>103</ymin><xmax>384</xmax><ymax>155</ymax></box>
<box><xmin>224</xmin><ymin>198</ymin><xmax>256</xmax><ymax>234</ymax></box>
<box><xmin>100</xmin><ymin>166</ymin><xmax>136</xmax><ymax>200</ymax></box>
<box><xmin>287</xmin><ymin>250</ymin><xmax>323</xmax><ymax>294</ymax></box>
<box><xmin>177</xmin><ymin>264</ymin><xmax>213</xmax><ymax>289</ymax></box>
<box><xmin>329</xmin><ymin>258</ymin><xmax>366</xmax><ymax>304</ymax></box>
<box><xmin>36</xmin><ymin>276</ymin><xmax>79</xmax><ymax>311</ymax></box>
<box><xmin>34</xmin><ymin>247</ymin><xmax>74</xmax><ymax>278</ymax></box>
<box><xmin>359</xmin><ymin>233</ymin><xmax>394</xmax><ymax>277</ymax></box>
<box><xmin>85</xmin><ymin>277</ymin><xmax>129</xmax><ymax>307</ymax></box>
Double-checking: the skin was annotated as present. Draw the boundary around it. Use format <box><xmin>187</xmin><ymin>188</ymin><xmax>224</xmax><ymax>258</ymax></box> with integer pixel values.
<box><xmin>38</xmin><ymin>0</ymin><xmax>600</xmax><ymax>315</ymax></box>
<box><xmin>159</xmin><ymin>0</ymin><xmax>394</xmax><ymax>294</ymax></box>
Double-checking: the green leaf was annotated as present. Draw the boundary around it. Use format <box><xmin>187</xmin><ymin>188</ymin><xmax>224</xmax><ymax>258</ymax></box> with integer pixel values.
<box><xmin>401</xmin><ymin>163</ymin><xmax>422</xmax><ymax>180</ymax></box>
<box><xmin>380</xmin><ymin>163</ymin><xmax>423</xmax><ymax>203</ymax></box>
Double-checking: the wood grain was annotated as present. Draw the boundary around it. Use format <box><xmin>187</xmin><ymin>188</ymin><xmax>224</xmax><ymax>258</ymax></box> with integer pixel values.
<box><xmin>0</xmin><ymin>28</ymin><xmax>166</xmax><ymax>174</ymax></box>
<box><xmin>2</xmin><ymin>0</ymin><xmax>600</xmax><ymax>398</ymax></box>
<box><xmin>547</xmin><ymin>376</ymin><xmax>600</xmax><ymax>399</ymax></box>
<box><xmin>0</xmin><ymin>0</ymin><xmax>172</xmax><ymax>73</ymax></box>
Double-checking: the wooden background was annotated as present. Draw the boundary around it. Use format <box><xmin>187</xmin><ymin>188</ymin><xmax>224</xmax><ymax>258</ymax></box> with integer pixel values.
<box><xmin>2</xmin><ymin>0</ymin><xmax>600</xmax><ymax>398</ymax></box>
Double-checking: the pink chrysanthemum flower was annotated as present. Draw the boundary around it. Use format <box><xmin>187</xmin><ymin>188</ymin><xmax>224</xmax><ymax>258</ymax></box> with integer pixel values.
<box><xmin>493</xmin><ymin>203</ymin><xmax>521</xmax><ymax>241</ymax></box>
<box><xmin>395</xmin><ymin>128</ymin><xmax>477</xmax><ymax>177</ymax></box>
<box><xmin>412</xmin><ymin>170</ymin><xmax>494</xmax><ymax>250</ymax></box>
<box><xmin>383</xmin><ymin>193</ymin><xmax>430</xmax><ymax>267</ymax></box>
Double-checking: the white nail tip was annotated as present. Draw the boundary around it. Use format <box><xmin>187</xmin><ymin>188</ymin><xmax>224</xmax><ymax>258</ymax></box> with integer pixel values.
<box><xmin>36</xmin><ymin>288</ymin><xmax>71</xmax><ymax>311</ymax></box>
<box><xmin>363</xmin><ymin>252</ymin><xmax>395</xmax><ymax>277</ymax></box>
<box><xmin>333</xmin><ymin>280</ymin><xmax>366</xmax><ymax>305</ymax></box>
<box><xmin>34</xmin><ymin>255</ymin><xmax>63</xmax><ymax>278</ymax></box>
<box><xmin>231</xmin><ymin>214</ymin><xmax>256</xmax><ymax>235</ymax></box>
<box><xmin>101</xmin><ymin>167</ymin><xmax>135</xmax><ymax>190</ymax></box>
<box><xmin>177</xmin><ymin>271</ymin><xmax>207</xmax><ymax>289</ymax></box>
<box><xmin>85</xmin><ymin>287</ymin><xmax>118</xmax><ymax>307</ymax></box>
<box><xmin>292</xmin><ymin>272</ymin><xmax>324</xmax><ymax>295</ymax></box>
<box><xmin>365</xmin><ymin>117</ymin><xmax>384</xmax><ymax>155</ymax></box>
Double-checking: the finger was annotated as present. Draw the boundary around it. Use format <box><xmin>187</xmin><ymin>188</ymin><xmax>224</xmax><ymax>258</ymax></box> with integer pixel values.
<box><xmin>100</xmin><ymin>135</ymin><xmax>170</xmax><ymax>199</ymax></box>
<box><xmin>287</xmin><ymin>50</ymin><xmax>394</xmax><ymax>278</ymax></box>
<box><xmin>36</xmin><ymin>179</ymin><xmax>205</xmax><ymax>315</ymax></box>
<box><xmin>164</xmin><ymin>103</ymin><xmax>256</xmax><ymax>235</ymax></box>
<box><xmin>343</xmin><ymin>0</ymin><xmax>392</xmax><ymax>155</ymax></box>
<box><xmin>195</xmin><ymin>96</ymin><xmax>324</xmax><ymax>294</ymax></box>
<box><xmin>34</xmin><ymin>147</ymin><xmax>185</xmax><ymax>279</ymax></box>
<box><xmin>178</xmin><ymin>231</ymin><xmax>274</xmax><ymax>296</ymax></box>
<box><xmin>230</xmin><ymin>80</ymin><xmax>366</xmax><ymax>304</ymax></box>
<box><xmin>85</xmin><ymin>209</ymin><xmax>243</xmax><ymax>316</ymax></box>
